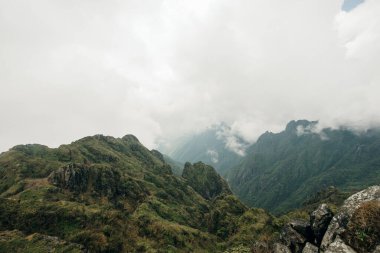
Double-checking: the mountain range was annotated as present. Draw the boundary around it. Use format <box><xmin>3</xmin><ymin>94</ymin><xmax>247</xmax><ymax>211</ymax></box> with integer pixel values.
<box><xmin>1</xmin><ymin>120</ymin><xmax>379</xmax><ymax>252</ymax></box>
<box><xmin>168</xmin><ymin>120</ymin><xmax>380</xmax><ymax>214</ymax></box>
<box><xmin>0</xmin><ymin>134</ymin><xmax>277</xmax><ymax>252</ymax></box>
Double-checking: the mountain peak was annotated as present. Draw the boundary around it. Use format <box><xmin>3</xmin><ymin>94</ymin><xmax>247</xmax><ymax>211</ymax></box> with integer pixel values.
<box><xmin>182</xmin><ymin>162</ymin><xmax>231</xmax><ymax>199</ymax></box>
<box><xmin>122</xmin><ymin>134</ymin><xmax>140</xmax><ymax>143</ymax></box>
<box><xmin>285</xmin><ymin>120</ymin><xmax>318</xmax><ymax>133</ymax></box>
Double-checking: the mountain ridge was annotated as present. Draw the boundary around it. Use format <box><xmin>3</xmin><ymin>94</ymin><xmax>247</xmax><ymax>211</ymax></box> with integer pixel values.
<box><xmin>0</xmin><ymin>134</ymin><xmax>277</xmax><ymax>252</ymax></box>
<box><xmin>227</xmin><ymin>120</ymin><xmax>380</xmax><ymax>214</ymax></box>
<box><xmin>167</xmin><ymin>119</ymin><xmax>380</xmax><ymax>215</ymax></box>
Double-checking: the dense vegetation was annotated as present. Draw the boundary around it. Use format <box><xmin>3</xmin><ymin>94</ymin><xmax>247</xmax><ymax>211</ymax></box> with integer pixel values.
<box><xmin>223</xmin><ymin>120</ymin><xmax>380</xmax><ymax>214</ymax></box>
<box><xmin>0</xmin><ymin>134</ymin><xmax>278</xmax><ymax>252</ymax></box>
<box><xmin>168</xmin><ymin>120</ymin><xmax>380</xmax><ymax>215</ymax></box>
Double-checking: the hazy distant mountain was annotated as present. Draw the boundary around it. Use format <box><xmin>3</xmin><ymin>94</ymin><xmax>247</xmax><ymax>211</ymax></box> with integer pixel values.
<box><xmin>227</xmin><ymin>120</ymin><xmax>380</xmax><ymax>214</ymax></box>
<box><xmin>162</xmin><ymin>154</ymin><xmax>184</xmax><ymax>175</ymax></box>
<box><xmin>168</xmin><ymin>123</ymin><xmax>248</xmax><ymax>175</ymax></box>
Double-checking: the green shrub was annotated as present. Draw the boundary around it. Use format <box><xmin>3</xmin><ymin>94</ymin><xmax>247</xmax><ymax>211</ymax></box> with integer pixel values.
<box><xmin>343</xmin><ymin>200</ymin><xmax>380</xmax><ymax>253</ymax></box>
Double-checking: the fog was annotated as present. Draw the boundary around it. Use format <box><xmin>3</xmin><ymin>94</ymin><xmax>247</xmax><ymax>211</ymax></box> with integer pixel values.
<box><xmin>1</xmin><ymin>0</ymin><xmax>379</xmax><ymax>152</ymax></box>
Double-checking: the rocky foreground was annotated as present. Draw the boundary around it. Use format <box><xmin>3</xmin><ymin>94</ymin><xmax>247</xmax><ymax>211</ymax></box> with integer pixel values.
<box><xmin>276</xmin><ymin>186</ymin><xmax>380</xmax><ymax>253</ymax></box>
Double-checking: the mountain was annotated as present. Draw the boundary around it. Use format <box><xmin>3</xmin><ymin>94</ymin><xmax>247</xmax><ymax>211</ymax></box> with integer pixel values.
<box><xmin>162</xmin><ymin>154</ymin><xmax>183</xmax><ymax>176</ymax></box>
<box><xmin>227</xmin><ymin>120</ymin><xmax>380</xmax><ymax>214</ymax></box>
<box><xmin>182</xmin><ymin>162</ymin><xmax>232</xmax><ymax>200</ymax></box>
<box><xmin>168</xmin><ymin>123</ymin><xmax>247</xmax><ymax>175</ymax></box>
<box><xmin>0</xmin><ymin>134</ymin><xmax>277</xmax><ymax>252</ymax></box>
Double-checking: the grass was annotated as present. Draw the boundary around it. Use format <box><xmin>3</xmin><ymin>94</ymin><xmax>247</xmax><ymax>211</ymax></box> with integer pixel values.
<box><xmin>343</xmin><ymin>200</ymin><xmax>380</xmax><ymax>253</ymax></box>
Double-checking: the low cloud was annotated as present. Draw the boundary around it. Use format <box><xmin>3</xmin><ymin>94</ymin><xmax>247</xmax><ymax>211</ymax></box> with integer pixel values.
<box><xmin>296</xmin><ymin>123</ymin><xmax>330</xmax><ymax>141</ymax></box>
<box><xmin>207</xmin><ymin>149</ymin><xmax>219</xmax><ymax>163</ymax></box>
<box><xmin>216</xmin><ymin>125</ymin><xmax>249</xmax><ymax>156</ymax></box>
<box><xmin>0</xmin><ymin>0</ymin><xmax>380</xmax><ymax>152</ymax></box>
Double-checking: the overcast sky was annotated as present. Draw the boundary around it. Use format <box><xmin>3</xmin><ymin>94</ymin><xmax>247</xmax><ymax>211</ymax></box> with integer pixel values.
<box><xmin>0</xmin><ymin>0</ymin><xmax>379</xmax><ymax>152</ymax></box>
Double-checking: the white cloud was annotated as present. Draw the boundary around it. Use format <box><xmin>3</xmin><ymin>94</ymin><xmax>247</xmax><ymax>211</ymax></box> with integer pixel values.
<box><xmin>215</xmin><ymin>125</ymin><xmax>248</xmax><ymax>156</ymax></box>
<box><xmin>207</xmin><ymin>149</ymin><xmax>219</xmax><ymax>163</ymax></box>
<box><xmin>0</xmin><ymin>0</ymin><xmax>379</xmax><ymax>152</ymax></box>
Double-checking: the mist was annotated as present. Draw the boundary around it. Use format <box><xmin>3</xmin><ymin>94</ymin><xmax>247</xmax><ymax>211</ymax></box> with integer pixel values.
<box><xmin>1</xmin><ymin>0</ymin><xmax>379</xmax><ymax>152</ymax></box>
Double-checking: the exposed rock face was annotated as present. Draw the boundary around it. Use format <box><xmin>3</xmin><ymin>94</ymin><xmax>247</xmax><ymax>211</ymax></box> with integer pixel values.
<box><xmin>310</xmin><ymin>204</ymin><xmax>333</xmax><ymax>245</ymax></box>
<box><xmin>280</xmin><ymin>186</ymin><xmax>380</xmax><ymax>253</ymax></box>
<box><xmin>48</xmin><ymin>163</ymin><xmax>124</xmax><ymax>196</ymax></box>
<box><xmin>289</xmin><ymin>219</ymin><xmax>313</xmax><ymax>242</ymax></box>
<box><xmin>48</xmin><ymin>163</ymin><xmax>148</xmax><ymax>207</ymax></box>
<box><xmin>373</xmin><ymin>246</ymin><xmax>380</xmax><ymax>253</ymax></box>
<box><xmin>321</xmin><ymin>186</ymin><xmax>380</xmax><ymax>252</ymax></box>
<box><xmin>280</xmin><ymin>224</ymin><xmax>307</xmax><ymax>253</ymax></box>
<box><xmin>324</xmin><ymin>237</ymin><xmax>357</xmax><ymax>253</ymax></box>
<box><xmin>48</xmin><ymin>164</ymin><xmax>92</xmax><ymax>193</ymax></box>
<box><xmin>302</xmin><ymin>242</ymin><xmax>318</xmax><ymax>253</ymax></box>
<box><xmin>182</xmin><ymin>162</ymin><xmax>231</xmax><ymax>199</ymax></box>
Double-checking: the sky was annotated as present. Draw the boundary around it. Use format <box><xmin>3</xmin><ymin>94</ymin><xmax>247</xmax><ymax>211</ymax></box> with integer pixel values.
<box><xmin>0</xmin><ymin>0</ymin><xmax>379</xmax><ymax>153</ymax></box>
<box><xmin>342</xmin><ymin>0</ymin><xmax>365</xmax><ymax>11</ymax></box>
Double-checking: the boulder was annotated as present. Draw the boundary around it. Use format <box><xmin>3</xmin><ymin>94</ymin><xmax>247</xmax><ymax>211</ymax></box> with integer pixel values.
<box><xmin>373</xmin><ymin>246</ymin><xmax>380</xmax><ymax>253</ymax></box>
<box><xmin>324</xmin><ymin>236</ymin><xmax>357</xmax><ymax>253</ymax></box>
<box><xmin>280</xmin><ymin>224</ymin><xmax>306</xmax><ymax>253</ymax></box>
<box><xmin>320</xmin><ymin>185</ymin><xmax>380</xmax><ymax>252</ymax></box>
<box><xmin>274</xmin><ymin>243</ymin><xmax>292</xmax><ymax>253</ymax></box>
<box><xmin>289</xmin><ymin>219</ymin><xmax>313</xmax><ymax>242</ymax></box>
<box><xmin>310</xmin><ymin>203</ymin><xmax>333</xmax><ymax>245</ymax></box>
<box><xmin>302</xmin><ymin>242</ymin><xmax>318</xmax><ymax>253</ymax></box>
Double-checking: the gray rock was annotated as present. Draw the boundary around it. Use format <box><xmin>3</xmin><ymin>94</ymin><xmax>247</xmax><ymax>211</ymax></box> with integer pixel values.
<box><xmin>325</xmin><ymin>237</ymin><xmax>357</xmax><ymax>253</ymax></box>
<box><xmin>274</xmin><ymin>243</ymin><xmax>291</xmax><ymax>253</ymax></box>
<box><xmin>321</xmin><ymin>185</ymin><xmax>380</xmax><ymax>252</ymax></box>
<box><xmin>372</xmin><ymin>246</ymin><xmax>380</xmax><ymax>253</ymax></box>
<box><xmin>280</xmin><ymin>224</ymin><xmax>306</xmax><ymax>253</ymax></box>
<box><xmin>289</xmin><ymin>219</ymin><xmax>313</xmax><ymax>242</ymax></box>
<box><xmin>310</xmin><ymin>203</ymin><xmax>333</xmax><ymax>245</ymax></box>
<box><xmin>302</xmin><ymin>242</ymin><xmax>318</xmax><ymax>253</ymax></box>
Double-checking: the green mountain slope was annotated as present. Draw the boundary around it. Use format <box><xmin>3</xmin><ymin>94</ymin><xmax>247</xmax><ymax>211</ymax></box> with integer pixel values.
<box><xmin>0</xmin><ymin>134</ymin><xmax>277</xmax><ymax>252</ymax></box>
<box><xmin>227</xmin><ymin>120</ymin><xmax>380</xmax><ymax>214</ymax></box>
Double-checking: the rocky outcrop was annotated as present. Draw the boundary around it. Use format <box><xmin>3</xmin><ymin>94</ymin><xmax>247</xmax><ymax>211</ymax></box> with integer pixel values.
<box><xmin>324</xmin><ymin>237</ymin><xmax>357</xmax><ymax>253</ymax></box>
<box><xmin>277</xmin><ymin>185</ymin><xmax>380</xmax><ymax>253</ymax></box>
<box><xmin>302</xmin><ymin>242</ymin><xmax>318</xmax><ymax>253</ymax></box>
<box><xmin>48</xmin><ymin>163</ymin><xmax>123</xmax><ymax>195</ymax></box>
<box><xmin>182</xmin><ymin>162</ymin><xmax>231</xmax><ymax>200</ymax></box>
<box><xmin>321</xmin><ymin>185</ymin><xmax>380</xmax><ymax>252</ymax></box>
<box><xmin>373</xmin><ymin>246</ymin><xmax>380</xmax><ymax>253</ymax></box>
<box><xmin>48</xmin><ymin>163</ymin><xmax>148</xmax><ymax>206</ymax></box>
<box><xmin>310</xmin><ymin>203</ymin><xmax>333</xmax><ymax>245</ymax></box>
<box><xmin>289</xmin><ymin>219</ymin><xmax>313</xmax><ymax>242</ymax></box>
<box><xmin>280</xmin><ymin>224</ymin><xmax>307</xmax><ymax>253</ymax></box>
